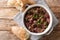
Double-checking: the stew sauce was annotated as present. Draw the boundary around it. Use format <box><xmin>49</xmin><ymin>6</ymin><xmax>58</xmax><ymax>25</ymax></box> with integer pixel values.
<box><xmin>24</xmin><ymin>7</ymin><xmax>50</xmax><ymax>33</ymax></box>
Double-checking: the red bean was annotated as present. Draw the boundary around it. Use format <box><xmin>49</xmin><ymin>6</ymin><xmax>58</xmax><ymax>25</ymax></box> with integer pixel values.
<box><xmin>41</xmin><ymin>18</ymin><xmax>44</xmax><ymax>23</ymax></box>
<box><xmin>44</xmin><ymin>13</ymin><xmax>49</xmax><ymax>18</ymax></box>
<box><xmin>24</xmin><ymin>7</ymin><xmax>50</xmax><ymax>33</ymax></box>
<box><xmin>47</xmin><ymin>18</ymin><xmax>50</xmax><ymax>23</ymax></box>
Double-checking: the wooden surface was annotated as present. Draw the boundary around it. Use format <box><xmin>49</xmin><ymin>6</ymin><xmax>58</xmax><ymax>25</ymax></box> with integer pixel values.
<box><xmin>41</xmin><ymin>0</ymin><xmax>60</xmax><ymax>40</ymax></box>
<box><xmin>0</xmin><ymin>0</ymin><xmax>60</xmax><ymax>40</ymax></box>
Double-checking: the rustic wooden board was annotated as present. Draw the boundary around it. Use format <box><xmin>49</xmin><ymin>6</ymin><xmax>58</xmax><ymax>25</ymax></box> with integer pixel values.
<box><xmin>0</xmin><ymin>8</ymin><xmax>19</xmax><ymax>19</ymax></box>
<box><xmin>46</xmin><ymin>0</ymin><xmax>60</xmax><ymax>7</ymax></box>
<box><xmin>0</xmin><ymin>31</ymin><xmax>19</xmax><ymax>40</ymax></box>
<box><xmin>0</xmin><ymin>19</ymin><xmax>18</xmax><ymax>31</ymax></box>
<box><xmin>41</xmin><ymin>0</ymin><xmax>60</xmax><ymax>40</ymax></box>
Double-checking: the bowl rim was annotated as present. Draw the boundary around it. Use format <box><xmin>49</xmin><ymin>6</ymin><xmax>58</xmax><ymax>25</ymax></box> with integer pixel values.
<box><xmin>22</xmin><ymin>4</ymin><xmax>53</xmax><ymax>35</ymax></box>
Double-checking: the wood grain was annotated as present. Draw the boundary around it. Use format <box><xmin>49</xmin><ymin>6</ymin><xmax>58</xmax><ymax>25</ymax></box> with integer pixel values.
<box><xmin>46</xmin><ymin>0</ymin><xmax>60</xmax><ymax>7</ymax></box>
<box><xmin>0</xmin><ymin>31</ymin><xmax>19</xmax><ymax>40</ymax></box>
<box><xmin>45</xmin><ymin>0</ymin><xmax>60</xmax><ymax>28</ymax></box>
<box><xmin>0</xmin><ymin>8</ymin><xmax>19</xmax><ymax>19</ymax></box>
<box><xmin>0</xmin><ymin>19</ymin><xmax>18</xmax><ymax>31</ymax></box>
<box><xmin>41</xmin><ymin>0</ymin><xmax>60</xmax><ymax>40</ymax></box>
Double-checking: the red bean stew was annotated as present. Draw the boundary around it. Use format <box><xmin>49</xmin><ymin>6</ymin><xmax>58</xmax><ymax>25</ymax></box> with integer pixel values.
<box><xmin>24</xmin><ymin>6</ymin><xmax>50</xmax><ymax>33</ymax></box>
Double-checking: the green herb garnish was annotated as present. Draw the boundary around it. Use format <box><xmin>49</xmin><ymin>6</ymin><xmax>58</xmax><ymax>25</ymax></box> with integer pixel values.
<box><xmin>33</xmin><ymin>13</ymin><xmax>38</xmax><ymax>19</ymax></box>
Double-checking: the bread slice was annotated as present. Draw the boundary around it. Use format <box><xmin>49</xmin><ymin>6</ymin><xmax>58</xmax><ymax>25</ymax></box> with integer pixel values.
<box><xmin>11</xmin><ymin>26</ymin><xmax>30</xmax><ymax>40</ymax></box>
<box><xmin>7</xmin><ymin>0</ymin><xmax>35</xmax><ymax>11</ymax></box>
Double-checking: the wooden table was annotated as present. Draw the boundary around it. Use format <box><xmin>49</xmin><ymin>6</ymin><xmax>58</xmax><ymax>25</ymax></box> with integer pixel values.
<box><xmin>41</xmin><ymin>0</ymin><xmax>60</xmax><ymax>40</ymax></box>
<box><xmin>0</xmin><ymin>0</ymin><xmax>60</xmax><ymax>40</ymax></box>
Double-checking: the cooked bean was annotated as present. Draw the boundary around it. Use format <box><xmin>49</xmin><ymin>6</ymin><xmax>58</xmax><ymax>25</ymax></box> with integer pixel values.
<box><xmin>24</xmin><ymin>7</ymin><xmax>50</xmax><ymax>33</ymax></box>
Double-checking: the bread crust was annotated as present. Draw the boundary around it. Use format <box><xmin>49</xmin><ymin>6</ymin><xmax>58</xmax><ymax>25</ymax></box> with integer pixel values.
<box><xmin>11</xmin><ymin>27</ymin><xmax>29</xmax><ymax>40</ymax></box>
<box><xmin>7</xmin><ymin>0</ymin><xmax>35</xmax><ymax>11</ymax></box>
